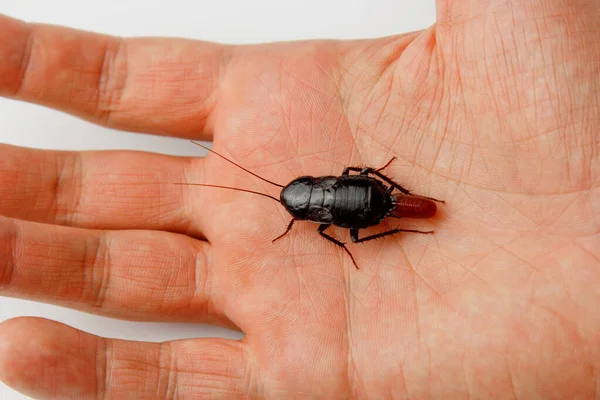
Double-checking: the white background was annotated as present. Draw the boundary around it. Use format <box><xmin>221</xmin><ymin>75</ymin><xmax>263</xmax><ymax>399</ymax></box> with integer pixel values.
<box><xmin>0</xmin><ymin>1</ymin><xmax>435</xmax><ymax>398</ymax></box>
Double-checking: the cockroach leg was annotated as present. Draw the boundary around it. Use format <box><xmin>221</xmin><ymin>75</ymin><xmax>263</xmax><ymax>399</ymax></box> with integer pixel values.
<box><xmin>375</xmin><ymin>156</ymin><xmax>397</xmax><ymax>172</ymax></box>
<box><xmin>342</xmin><ymin>156</ymin><xmax>397</xmax><ymax>176</ymax></box>
<box><xmin>318</xmin><ymin>224</ymin><xmax>359</xmax><ymax>269</ymax></box>
<box><xmin>272</xmin><ymin>219</ymin><xmax>296</xmax><ymax>243</ymax></box>
<box><xmin>350</xmin><ymin>227</ymin><xmax>434</xmax><ymax>244</ymax></box>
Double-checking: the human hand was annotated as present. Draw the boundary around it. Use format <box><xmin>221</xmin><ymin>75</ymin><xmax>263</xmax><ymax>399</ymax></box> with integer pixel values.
<box><xmin>0</xmin><ymin>1</ymin><xmax>598</xmax><ymax>398</ymax></box>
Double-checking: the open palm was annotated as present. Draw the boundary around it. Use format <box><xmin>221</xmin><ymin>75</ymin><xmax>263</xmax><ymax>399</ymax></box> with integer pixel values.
<box><xmin>1</xmin><ymin>1</ymin><xmax>599</xmax><ymax>398</ymax></box>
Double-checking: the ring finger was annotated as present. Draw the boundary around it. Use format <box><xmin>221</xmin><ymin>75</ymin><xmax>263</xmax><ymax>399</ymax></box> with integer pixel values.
<box><xmin>0</xmin><ymin>215</ymin><xmax>229</xmax><ymax>325</ymax></box>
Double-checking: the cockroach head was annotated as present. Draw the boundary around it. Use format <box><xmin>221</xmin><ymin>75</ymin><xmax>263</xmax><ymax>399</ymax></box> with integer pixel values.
<box><xmin>280</xmin><ymin>176</ymin><xmax>314</xmax><ymax>219</ymax></box>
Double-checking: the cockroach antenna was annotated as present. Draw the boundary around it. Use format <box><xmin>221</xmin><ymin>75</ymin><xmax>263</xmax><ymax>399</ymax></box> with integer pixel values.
<box><xmin>172</xmin><ymin>182</ymin><xmax>280</xmax><ymax>202</ymax></box>
<box><xmin>173</xmin><ymin>141</ymin><xmax>284</xmax><ymax>201</ymax></box>
<box><xmin>189</xmin><ymin>141</ymin><xmax>284</xmax><ymax>188</ymax></box>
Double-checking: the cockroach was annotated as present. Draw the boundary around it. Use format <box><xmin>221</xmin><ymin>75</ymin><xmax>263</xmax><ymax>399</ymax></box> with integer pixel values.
<box><xmin>175</xmin><ymin>141</ymin><xmax>444</xmax><ymax>269</ymax></box>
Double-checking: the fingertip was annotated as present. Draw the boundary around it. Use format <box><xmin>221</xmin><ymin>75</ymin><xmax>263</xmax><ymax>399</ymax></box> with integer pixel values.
<box><xmin>0</xmin><ymin>317</ymin><xmax>52</xmax><ymax>397</ymax></box>
<box><xmin>0</xmin><ymin>317</ymin><xmax>97</xmax><ymax>399</ymax></box>
<box><xmin>0</xmin><ymin>316</ymin><xmax>56</xmax><ymax>362</ymax></box>
<box><xmin>0</xmin><ymin>316</ymin><xmax>77</xmax><ymax>351</ymax></box>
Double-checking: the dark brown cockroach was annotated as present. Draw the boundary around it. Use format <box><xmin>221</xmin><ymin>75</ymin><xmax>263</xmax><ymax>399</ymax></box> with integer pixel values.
<box><xmin>175</xmin><ymin>141</ymin><xmax>444</xmax><ymax>269</ymax></box>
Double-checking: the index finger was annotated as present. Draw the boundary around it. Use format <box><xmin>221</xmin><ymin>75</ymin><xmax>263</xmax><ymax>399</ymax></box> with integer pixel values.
<box><xmin>0</xmin><ymin>14</ymin><xmax>231</xmax><ymax>139</ymax></box>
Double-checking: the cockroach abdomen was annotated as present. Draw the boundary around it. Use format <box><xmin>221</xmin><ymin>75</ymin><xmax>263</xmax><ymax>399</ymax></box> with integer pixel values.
<box><xmin>391</xmin><ymin>195</ymin><xmax>437</xmax><ymax>219</ymax></box>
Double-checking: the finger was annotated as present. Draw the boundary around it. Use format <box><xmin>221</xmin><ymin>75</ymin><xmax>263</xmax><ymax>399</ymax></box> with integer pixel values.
<box><xmin>0</xmin><ymin>216</ymin><xmax>229</xmax><ymax>325</ymax></box>
<box><xmin>0</xmin><ymin>143</ymin><xmax>210</xmax><ymax>237</ymax></box>
<box><xmin>0</xmin><ymin>317</ymin><xmax>251</xmax><ymax>399</ymax></box>
<box><xmin>0</xmin><ymin>14</ymin><xmax>230</xmax><ymax>139</ymax></box>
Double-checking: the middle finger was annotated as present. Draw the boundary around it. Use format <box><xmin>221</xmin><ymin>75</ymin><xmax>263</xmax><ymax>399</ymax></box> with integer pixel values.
<box><xmin>0</xmin><ymin>142</ymin><xmax>208</xmax><ymax>238</ymax></box>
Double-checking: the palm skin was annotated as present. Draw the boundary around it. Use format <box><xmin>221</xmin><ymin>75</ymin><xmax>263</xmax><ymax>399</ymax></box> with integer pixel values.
<box><xmin>0</xmin><ymin>1</ymin><xmax>599</xmax><ymax>398</ymax></box>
